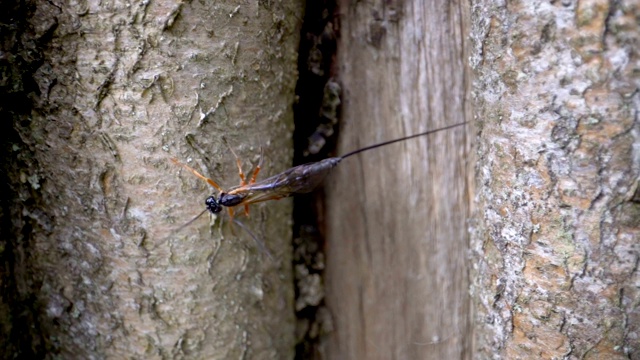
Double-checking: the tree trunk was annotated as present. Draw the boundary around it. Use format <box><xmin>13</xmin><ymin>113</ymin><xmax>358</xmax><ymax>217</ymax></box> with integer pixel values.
<box><xmin>1</xmin><ymin>0</ymin><xmax>302</xmax><ymax>358</ymax></box>
<box><xmin>323</xmin><ymin>1</ymin><xmax>473</xmax><ymax>359</ymax></box>
<box><xmin>471</xmin><ymin>0</ymin><xmax>639</xmax><ymax>358</ymax></box>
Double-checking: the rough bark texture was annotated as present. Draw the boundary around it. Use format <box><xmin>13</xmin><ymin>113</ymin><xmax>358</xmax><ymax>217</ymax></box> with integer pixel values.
<box><xmin>2</xmin><ymin>0</ymin><xmax>302</xmax><ymax>358</ymax></box>
<box><xmin>471</xmin><ymin>0</ymin><xmax>639</xmax><ymax>358</ymax></box>
<box><xmin>323</xmin><ymin>1</ymin><xmax>473</xmax><ymax>359</ymax></box>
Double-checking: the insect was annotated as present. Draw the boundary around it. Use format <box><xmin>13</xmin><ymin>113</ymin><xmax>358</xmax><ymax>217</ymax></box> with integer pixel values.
<box><xmin>173</xmin><ymin>121</ymin><xmax>467</xmax><ymax>221</ymax></box>
<box><xmin>171</xmin><ymin>121</ymin><xmax>467</xmax><ymax>257</ymax></box>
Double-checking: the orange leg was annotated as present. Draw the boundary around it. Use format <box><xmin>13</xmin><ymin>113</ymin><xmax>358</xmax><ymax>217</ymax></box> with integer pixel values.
<box><xmin>229</xmin><ymin>147</ymin><xmax>251</xmax><ymax>216</ymax></box>
<box><xmin>249</xmin><ymin>147</ymin><xmax>264</xmax><ymax>184</ymax></box>
<box><xmin>242</xmin><ymin>148</ymin><xmax>265</xmax><ymax>217</ymax></box>
<box><xmin>171</xmin><ymin>158</ymin><xmax>223</xmax><ymax>191</ymax></box>
<box><xmin>226</xmin><ymin>145</ymin><xmax>247</xmax><ymax>186</ymax></box>
<box><xmin>228</xmin><ymin>146</ymin><xmax>265</xmax><ymax>217</ymax></box>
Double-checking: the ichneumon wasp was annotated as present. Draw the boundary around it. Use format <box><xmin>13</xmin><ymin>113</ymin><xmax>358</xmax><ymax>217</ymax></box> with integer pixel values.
<box><xmin>171</xmin><ymin>121</ymin><xmax>467</xmax><ymax>257</ymax></box>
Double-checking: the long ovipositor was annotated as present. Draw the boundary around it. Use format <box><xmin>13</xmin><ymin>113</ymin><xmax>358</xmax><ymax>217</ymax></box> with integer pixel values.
<box><xmin>170</xmin><ymin>121</ymin><xmax>467</xmax><ymax>258</ymax></box>
<box><xmin>173</xmin><ymin>121</ymin><xmax>467</xmax><ymax>217</ymax></box>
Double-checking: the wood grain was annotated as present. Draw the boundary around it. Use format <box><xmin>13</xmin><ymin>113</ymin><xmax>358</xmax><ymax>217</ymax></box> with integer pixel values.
<box><xmin>323</xmin><ymin>1</ymin><xmax>473</xmax><ymax>359</ymax></box>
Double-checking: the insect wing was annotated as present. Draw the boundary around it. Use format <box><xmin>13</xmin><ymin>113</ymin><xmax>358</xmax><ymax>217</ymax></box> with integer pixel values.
<box><xmin>228</xmin><ymin>158</ymin><xmax>342</xmax><ymax>205</ymax></box>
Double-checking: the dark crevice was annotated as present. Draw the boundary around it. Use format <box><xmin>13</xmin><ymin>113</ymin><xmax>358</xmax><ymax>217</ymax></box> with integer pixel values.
<box><xmin>291</xmin><ymin>0</ymin><xmax>339</xmax><ymax>359</ymax></box>
<box><xmin>0</xmin><ymin>0</ymin><xmax>50</xmax><ymax>358</ymax></box>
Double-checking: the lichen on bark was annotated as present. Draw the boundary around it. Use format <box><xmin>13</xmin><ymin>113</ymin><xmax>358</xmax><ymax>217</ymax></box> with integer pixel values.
<box><xmin>471</xmin><ymin>0</ymin><xmax>640</xmax><ymax>358</ymax></box>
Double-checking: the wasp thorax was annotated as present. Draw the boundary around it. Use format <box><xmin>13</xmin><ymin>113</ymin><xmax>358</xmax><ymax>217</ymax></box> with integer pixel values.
<box><xmin>205</xmin><ymin>196</ymin><xmax>223</xmax><ymax>214</ymax></box>
<box><xmin>219</xmin><ymin>192</ymin><xmax>245</xmax><ymax>207</ymax></box>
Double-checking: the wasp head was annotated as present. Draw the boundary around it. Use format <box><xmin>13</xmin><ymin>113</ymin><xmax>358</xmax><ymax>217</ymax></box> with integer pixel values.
<box><xmin>205</xmin><ymin>195</ymin><xmax>223</xmax><ymax>214</ymax></box>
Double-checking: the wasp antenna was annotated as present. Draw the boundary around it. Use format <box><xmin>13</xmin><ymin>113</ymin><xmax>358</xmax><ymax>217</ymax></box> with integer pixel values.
<box><xmin>152</xmin><ymin>208</ymin><xmax>209</xmax><ymax>251</ymax></box>
<box><xmin>176</xmin><ymin>208</ymin><xmax>209</xmax><ymax>232</ymax></box>
<box><xmin>171</xmin><ymin>157</ymin><xmax>223</xmax><ymax>191</ymax></box>
<box><xmin>232</xmin><ymin>218</ymin><xmax>274</xmax><ymax>262</ymax></box>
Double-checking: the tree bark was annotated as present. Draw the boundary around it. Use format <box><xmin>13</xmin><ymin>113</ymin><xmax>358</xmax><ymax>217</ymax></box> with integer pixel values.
<box><xmin>2</xmin><ymin>0</ymin><xmax>302</xmax><ymax>358</ymax></box>
<box><xmin>471</xmin><ymin>0</ymin><xmax>639</xmax><ymax>358</ymax></box>
<box><xmin>323</xmin><ymin>1</ymin><xmax>473</xmax><ymax>359</ymax></box>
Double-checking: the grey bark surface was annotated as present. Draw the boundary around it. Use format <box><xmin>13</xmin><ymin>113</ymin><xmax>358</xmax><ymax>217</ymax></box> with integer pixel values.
<box><xmin>471</xmin><ymin>0</ymin><xmax>639</xmax><ymax>358</ymax></box>
<box><xmin>323</xmin><ymin>1</ymin><xmax>473</xmax><ymax>359</ymax></box>
<box><xmin>3</xmin><ymin>0</ymin><xmax>302</xmax><ymax>358</ymax></box>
